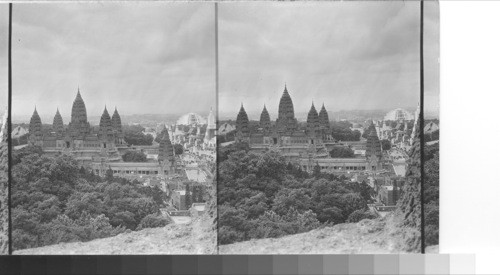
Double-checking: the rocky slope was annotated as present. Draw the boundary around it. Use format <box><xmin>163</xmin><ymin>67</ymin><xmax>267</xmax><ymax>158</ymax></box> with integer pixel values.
<box><xmin>15</xmin><ymin>215</ymin><xmax>216</xmax><ymax>255</ymax></box>
<box><xmin>219</xmin><ymin>214</ymin><xmax>414</xmax><ymax>254</ymax></box>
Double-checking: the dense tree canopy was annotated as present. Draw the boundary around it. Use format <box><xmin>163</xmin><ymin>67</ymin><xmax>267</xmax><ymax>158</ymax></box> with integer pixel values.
<box><xmin>381</xmin><ymin>139</ymin><xmax>392</xmax><ymax>151</ymax></box>
<box><xmin>122</xmin><ymin>150</ymin><xmax>148</xmax><ymax>162</ymax></box>
<box><xmin>173</xmin><ymin>144</ymin><xmax>184</xmax><ymax>155</ymax></box>
<box><xmin>424</xmin><ymin>143</ymin><xmax>439</xmax><ymax>246</ymax></box>
<box><xmin>330</xmin><ymin>122</ymin><xmax>361</xmax><ymax>141</ymax></box>
<box><xmin>329</xmin><ymin>146</ymin><xmax>355</xmax><ymax>158</ymax></box>
<box><xmin>217</xmin><ymin>143</ymin><xmax>373</xmax><ymax>245</ymax></box>
<box><xmin>123</xmin><ymin>125</ymin><xmax>153</xmax><ymax>146</ymax></box>
<box><xmin>12</xmin><ymin>146</ymin><xmax>169</xmax><ymax>250</ymax></box>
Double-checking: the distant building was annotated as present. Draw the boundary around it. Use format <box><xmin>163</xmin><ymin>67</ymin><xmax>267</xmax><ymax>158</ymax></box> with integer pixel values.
<box><xmin>176</xmin><ymin>113</ymin><xmax>207</xmax><ymax>126</ymax></box>
<box><xmin>384</xmin><ymin>108</ymin><xmax>414</xmax><ymax>121</ymax></box>
<box><xmin>376</xmin><ymin>179</ymin><xmax>402</xmax><ymax>206</ymax></box>
<box><xmin>11</xmin><ymin>125</ymin><xmax>28</xmax><ymax>139</ymax></box>
<box><xmin>26</xmin><ymin>88</ymin><xmax>177</xmax><ymax>178</ymax></box>
<box><xmin>233</xmin><ymin>85</ymin><xmax>384</xmax><ymax>174</ymax></box>
<box><xmin>171</xmin><ymin>189</ymin><xmax>187</xmax><ymax>210</ymax></box>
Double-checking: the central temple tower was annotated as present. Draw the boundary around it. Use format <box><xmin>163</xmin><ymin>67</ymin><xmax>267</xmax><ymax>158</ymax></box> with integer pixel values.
<box><xmin>68</xmin><ymin>88</ymin><xmax>91</xmax><ymax>139</ymax></box>
<box><xmin>276</xmin><ymin>85</ymin><xmax>297</xmax><ymax>133</ymax></box>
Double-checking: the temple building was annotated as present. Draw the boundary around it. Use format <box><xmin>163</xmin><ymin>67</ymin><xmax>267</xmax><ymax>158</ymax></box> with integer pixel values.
<box><xmin>27</xmin><ymin>89</ymin><xmax>177</xmax><ymax>178</ymax></box>
<box><xmin>233</xmin><ymin>85</ymin><xmax>384</xmax><ymax>174</ymax></box>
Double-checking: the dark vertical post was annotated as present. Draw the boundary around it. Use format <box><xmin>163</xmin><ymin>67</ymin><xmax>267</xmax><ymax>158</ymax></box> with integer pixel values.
<box><xmin>214</xmin><ymin>2</ymin><xmax>219</xmax><ymax>255</ymax></box>
<box><xmin>419</xmin><ymin>0</ymin><xmax>426</xmax><ymax>254</ymax></box>
<box><xmin>7</xmin><ymin>3</ymin><xmax>13</xmax><ymax>255</ymax></box>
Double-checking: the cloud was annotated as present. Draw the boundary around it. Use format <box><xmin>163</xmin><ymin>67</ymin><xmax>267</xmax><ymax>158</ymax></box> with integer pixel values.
<box><xmin>11</xmin><ymin>2</ymin><xmax>215</xmax><ymax>122</ymax></box>
<box><xmin>218</xmin><ymin>1</ymin><xmax>438</xmax><ymax>120</ymax></box>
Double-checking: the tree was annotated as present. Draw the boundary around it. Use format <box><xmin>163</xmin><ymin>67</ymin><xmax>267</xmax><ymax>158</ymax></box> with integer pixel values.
<box><xmin>105</xmin><ymin>168</ymin><xmax>114</xmax><ymax>183</ymax></box>
<box><xmin>381</xmin><ymin>139</ymin><xmax>392</xmax><ymax>150</ymax></box>
<box><xmin>329</xmin><ymin>146</ymin><xmax>355</xmax><ymax>158</ymax></box>
<box><xmin>173</xmin><ymin>144</ymin><xmax>184</xmax><ymax>155</ymax></box>
<box><xmin>346</xmin><ymin>209</ymin><xmax>378</xmax><ymax>223</ymax></box>
<box><xmin>313</xmin><ymin>163</ymin><xmax>321</xmax><ymax>178</ymax></box>
<box><xmin>122</xmin><ymin>151</ymin><xmax>148</xmax><ymax>162</ymax></box>
<box><xmin>123</xmin><ymin>125</ymin><xmax>154</xmax><ymax>146</ymax></box>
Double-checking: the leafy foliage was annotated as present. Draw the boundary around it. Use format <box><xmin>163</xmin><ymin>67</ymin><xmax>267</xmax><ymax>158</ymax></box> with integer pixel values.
<box><xmin>122</xmin><ymin>150</ymin><xmax>148</xmax><ymax>162</ymax></box>
<box><xmin>174</xmin><ymin>144</ymin><xmax>184</xmax><ymax>155</ymax></box>
<box><xmin>381</xmin><ymin>139</ymin><xmax>392</xmax><ymax>150</ymax></box>
<box><xmin>217</xmin><ymin>143</ymin><xmax>372</xmax><ymax>245</ymax></box>
<box><xmin>424</xmin><ymin>142</ymin><xmax>439</xmax><ymax>246</ymax></box>
<box><xmin>329</xmin><ymin>146</ymin><xmax>355</xmax><ymax>158</ymax></box>
<box><xmin>123</xmin><ymin>125</ymin><xmax>154</xmax><ymax>146</ymax></box>
<box><xmin>330</xmin><ymin>121</ymin><xmax>361</xmax><ymax>141</ymax></box>
<box><xmin>12</xmin><ymin>146</ymin><xmax>169</xmax><ymax>250</ymax></box>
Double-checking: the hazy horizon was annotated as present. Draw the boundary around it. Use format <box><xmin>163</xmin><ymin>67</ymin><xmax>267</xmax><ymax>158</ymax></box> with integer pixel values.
<box><xmin>11</xmin><ymin>3</ymin><xmax>216</xmax><ymax>119</ymax></box>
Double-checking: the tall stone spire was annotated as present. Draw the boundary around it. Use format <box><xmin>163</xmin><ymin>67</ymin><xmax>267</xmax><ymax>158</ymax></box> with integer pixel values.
<box><xmin>318</xmin><ymin>103</ymin><xmax>330</xmax><ymax>130</ymax></box>
<box><xmin>53</xmin><ymin>108</ymin><xmax>64</xmax><ymax>136</ymax></box>
<box><xmin>278</xmin><ymin>85</ymin><xmax>295</xmax><ymax>121</ymax></box>
<box><xmin>366</xmin><ymin>121</ymin><xmax>382</xmax><ymax>159</ymax></box>
<box><xmin>236</xmin><ymin>104</ymin><xmax>249</xmax><ymax>135</ymax></box>
<box><xmin>276</xmin><ymin>84</ymin><xmax>297</xmax><ymax>133</ymax></box>
<box><xmin>158</xmin><ymin>128</ymin><xmax>175</xmax><ymax>164</ymax></box>
<box><xmin>29</xmin><ymin>107</ymin><xmax>43</xmax><ymax>145</ymax></box>
<box><xmin>111</xmin><ymin>107</ymin><xmax>123</xmax><ymax>136</ymax></box>
<box><xmin>306</xmin><ymin>102</ymin><xmax>320</xmax><ymax>136</ymax></box>
<box><xmin>259</xmin><ymin>104</ymin><xmax>271</xmax><ymax>132</ymax></box>
<box><xmin>99</xmin><ymin>106</ymin><xmax>113</xmax><ymax>141</ymax></box>
<box><xmin>69</xmin><ymin>88</ymin><xmax>90</xmax><ymax>138</ymax></box>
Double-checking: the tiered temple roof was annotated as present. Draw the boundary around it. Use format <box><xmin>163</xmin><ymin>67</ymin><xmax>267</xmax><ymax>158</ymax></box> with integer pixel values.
<box><xmin>158</xmin><ymin>129</ymin><xmax>175</xmax><ymax>163</ymax></box>
<box><xmin>111</xmin><ymin>107</ymin><xmax>123</xmax><ymax>135</ymax></box>
<box><xmin>99</xmin><ymin>106</ymin><xmax>113</xmax><ymax>141</ymax></box>
<box><xmin>259</xmin><ymin>105</ymin><xmax>271</xmax><ymax>132</ymax></box>
<box><xmin>29</xmin><ymin>108</ymin><xmax>42</xmax><ymax>138</ymax></box>
<box><xmin>236</xmin><ymin>104</ymin><xmax>249</xmax><ymax>135</ymax></box>
<box><xmin>366</xmin><ymin>121</ymin><xmax>382</xmax><ymax>158</ymax></box>
<box><xmin>53</xmin><ymin>109</ymin><xmax>64</xmax><ymax>136</ymax></box>
<box><xmin>318</xmin><ymin>104</ymin><xmax>330</xmax><ymax>130</ymax></box>
<box><xmin>276</xmin><ymin>85</ymin><xmax>297</xmax><ymax>133</ymax></box>
<box><xmin>69</xmin><ymin>89</ymin><xmax>91</xmax><ymax>138</ymax></box>
<box><xmin>306</xmin><ymin>103</ymin><xmax>320</xmax><ymax>136</ymax></box>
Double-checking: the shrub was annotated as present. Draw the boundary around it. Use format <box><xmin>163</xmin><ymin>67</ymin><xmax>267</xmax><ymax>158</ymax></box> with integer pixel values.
<box><xmin>137</xmin><ymin>214</ymin><xmax>171</xmax><ymax>230</ymax></box>
<box><xmin>346</xmin><ymin>209</ymin><xmax>378</xmax><ymax>223</ymax></box>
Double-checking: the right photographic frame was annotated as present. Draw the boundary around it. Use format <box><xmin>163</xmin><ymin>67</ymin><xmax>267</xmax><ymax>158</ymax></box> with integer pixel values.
<box><xmin>216</xmin><ymin>0</ymin><xmax>439</xmax><ymax>254</ymax></box>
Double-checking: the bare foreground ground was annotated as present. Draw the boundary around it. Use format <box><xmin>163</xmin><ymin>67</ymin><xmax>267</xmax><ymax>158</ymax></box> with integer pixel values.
<box><xmin>220</xmin><ymin>216</ymin><xmax>420</xmax><ymax>254</ymax></box>
<box><xmin>14</xmin><ymin>217</ymin><xmax>216</xmax><ymax>255</ymax></box>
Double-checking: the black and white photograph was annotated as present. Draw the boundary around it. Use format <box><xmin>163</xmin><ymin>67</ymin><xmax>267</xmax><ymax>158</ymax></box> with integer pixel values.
<box><xmin>217</xmin><ymin>1</ymin><xmax>439</xmax><ymax>254</ymax></box>
<box><xmin>10</xmin><ymin>3</ymin><xmax>217</xmax><ymax>254</ymax></box>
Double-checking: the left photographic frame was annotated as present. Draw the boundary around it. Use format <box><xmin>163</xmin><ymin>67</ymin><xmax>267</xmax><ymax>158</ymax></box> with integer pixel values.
<box><xmin>9</xmin><ymin>2</ymin><xmax>217</xmax><ymax>254</ymax></box>
<box><xmin>0</xmin><ymin>3</ymin><xmax>10</xmax><ymax>255</ymax></box>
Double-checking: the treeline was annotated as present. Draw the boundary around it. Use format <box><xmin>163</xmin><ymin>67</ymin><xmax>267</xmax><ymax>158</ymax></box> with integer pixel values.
<box><xmin>331</xmin><ymin>121</ymin><xmax>361</xmax><ymax>141</ymax></box>
<box><xmin>12</xmin><ymin>146</ymin><xmax>169</xmax><ymax>250</ymax></box>
<box><xmin>217</xmin><ymin>142</ymin><xmax>375</xmax><ymax>245</ymax></box>
<box><xmin>123</xmin><ymin>125</ymin><xmax>154</xmax><ymax>146</ymax></box>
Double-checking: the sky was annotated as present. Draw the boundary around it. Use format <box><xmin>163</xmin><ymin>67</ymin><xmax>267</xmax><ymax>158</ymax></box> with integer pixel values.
<box><xmin>11</xmin><ymin>3</ymin><xmax>216</xmax><ymax>123</ymax></box>
<box><xmin>218</xmin><ymin>1</ymin><xmax>440</xmax><ymax>120</ymax></box>
<box><xmin>0</xmin><ymin>5</ymin><xmax>8</xmax><ymax>112</ymax></box>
